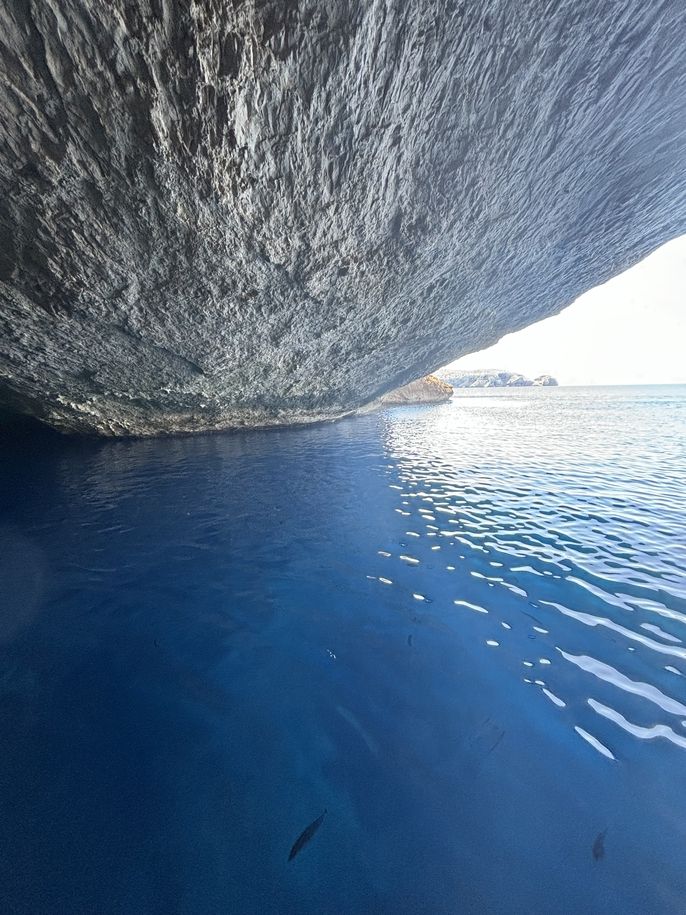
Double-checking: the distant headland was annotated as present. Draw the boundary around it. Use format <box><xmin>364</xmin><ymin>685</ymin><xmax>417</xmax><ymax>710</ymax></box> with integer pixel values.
<box><xmin>439</xmin><ymin>369</ymin><xmax>558</xmax><ymax>388</ymax></box>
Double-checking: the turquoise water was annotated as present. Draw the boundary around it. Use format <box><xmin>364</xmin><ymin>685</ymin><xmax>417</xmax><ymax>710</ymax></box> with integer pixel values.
<box><xmin>1</xmin><ymin>386</ymin><xmax>685</xmax><ymax>913</ymax></box>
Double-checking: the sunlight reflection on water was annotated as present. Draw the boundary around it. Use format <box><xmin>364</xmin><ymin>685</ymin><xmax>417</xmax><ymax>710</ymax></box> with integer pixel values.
<box><xmin>378</xmin><ymin>388</ymin><xmax>686</xmax><ymax>767</ymax></box>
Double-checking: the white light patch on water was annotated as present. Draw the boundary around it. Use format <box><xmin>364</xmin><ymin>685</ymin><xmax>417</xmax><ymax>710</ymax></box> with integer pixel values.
<box><xmin>543</xmin><ymin>688</ymin><xmax>566</xmax><ymax>707</ymax></box>
<box><xmin>575</xmin><ymin>726</ymin><xmax>616</xmax><ymax>760</ymax></box>
<box><xmin>589</xmin><ymin>699</ymin><xmax>686</xmax><ymax>750</ymax></box>
<box><xmin>399</xmin><ymin>555</ymin><xmax>419</xmax><ymax>565</ymax></box>
<box><xmin>640</xmin><ymin>622</ymin><xmax>682</xmax><ymax>644</ymax></box>
<box><xmin>559</xmin><ymin>650</ymin><xmax>686</xmax><ymax>716</ymax></box>
<box><xmin>453</xmin><ymin>600</ymin><xmax>487</xmax><ymax>614</ymax></box>
<box><xmin>377</xmin><ymin>551</ymin><xmax>391</xmax><ymax>557</ymax></box>
<box><xmin>378</xmin><ymin>577</ymin><xmax>393</xmax><ymax>585</ymax></box>
<box><xmin>512</xmin><ymin>565</ymin><xmax>545</xmax><ymax>576</ymax></box>
<box><xmin>543</xmin><ymin>601</ymin><xmax>686</xmax><ymax>661</ymax></box>
<box><xmin>486</xmin><ymin>640</ymin><xmax>499</xmax><ymax>647</ymax></box>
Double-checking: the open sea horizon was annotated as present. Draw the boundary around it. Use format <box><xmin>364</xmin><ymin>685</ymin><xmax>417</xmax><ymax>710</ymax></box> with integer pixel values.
<box><xmin>1</xmin><ymin>384</ymin><xmax>685</xmax><ymax>913</ymax></box>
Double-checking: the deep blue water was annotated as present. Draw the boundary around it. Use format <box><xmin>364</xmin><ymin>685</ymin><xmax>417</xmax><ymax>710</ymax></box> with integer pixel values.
<box><xmin>1</xmin><ymin>385</ymin><xmax>685</xmax><ymax>914</ymax></box>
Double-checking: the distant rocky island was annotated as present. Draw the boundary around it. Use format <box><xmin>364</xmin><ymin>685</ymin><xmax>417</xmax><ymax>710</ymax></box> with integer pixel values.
<box><xmin>440</xmin><ymin>369</ymin><xmax>558</xmax><ymax>388</ymax></box>
<box><xmin>381</xmin><ymin>369</ymin><xmax>558</xmax><ymax>406</ymax></box>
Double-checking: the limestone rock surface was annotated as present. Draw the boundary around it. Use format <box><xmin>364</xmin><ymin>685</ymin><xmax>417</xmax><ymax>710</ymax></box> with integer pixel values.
<box><xmin>1</xmin><ymin>1</ymin><xmax>685</xmax><ymax>434</ymax></box>
<box><xmin>380</xmin><ymin>374</ymin><xmax>453</xmax><ymax>406</ymax></box>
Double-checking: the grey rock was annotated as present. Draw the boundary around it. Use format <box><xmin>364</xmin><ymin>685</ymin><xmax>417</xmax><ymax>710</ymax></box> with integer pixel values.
<box><xmin>0</xmin><ymin>2</ymin><xmax>685</xmax><ymax>435</ymax></box>
<box><xmin>380</xmin><ymin>374</ymin><xmax>453</xmax><ymax>406</ymax></box>
<box><xmin>533</xmin><ymin>375</ymin><xmax>558</xmax><ymax>386</ymax></box>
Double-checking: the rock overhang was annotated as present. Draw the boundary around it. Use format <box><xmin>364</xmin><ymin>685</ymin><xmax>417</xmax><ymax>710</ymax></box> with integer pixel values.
<box><xmin>0</xmin><ymin>1</ymin><xmax>685</xmax><ymax>434</ymax></box>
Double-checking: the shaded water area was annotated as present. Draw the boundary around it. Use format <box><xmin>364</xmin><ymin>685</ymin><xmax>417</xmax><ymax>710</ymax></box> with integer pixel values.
<box><xmin>1</xmin><ymin>386</ymin><xmax>685</xmax><ymax>914</ymax></box>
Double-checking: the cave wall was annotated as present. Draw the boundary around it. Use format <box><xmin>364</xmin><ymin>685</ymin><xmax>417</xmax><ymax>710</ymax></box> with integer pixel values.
<box><xmin>1</xmin><ymin>0</ymin><xmax>685</xmax><ymax>434</ymax></box>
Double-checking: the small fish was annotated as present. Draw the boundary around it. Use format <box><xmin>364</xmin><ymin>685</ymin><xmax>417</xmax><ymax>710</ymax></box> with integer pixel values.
<box><xmin>288</xmin><ymin>809</ymin><xmax>327</xmax><ymax>862</ymax></box>
<box><xmin>487</xmin><ymin>728</ymin><xmax>505</xmax><ymax>755</ymax></box>
<box><xmin>407</xmin><ymin>634</ymin><xmax>413</xmax><ymax>647</ymax></box>
<box><xmin>592</xmin><ymin>829</ymin><xmax>607</xmax><ymax>861</ymax></box>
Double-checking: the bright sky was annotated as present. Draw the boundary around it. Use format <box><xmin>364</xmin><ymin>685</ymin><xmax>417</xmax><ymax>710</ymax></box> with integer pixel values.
<box><xmin>443</xmin><ymin>235</ymin><xmax>686</xmax><ymax>385</ymax></box>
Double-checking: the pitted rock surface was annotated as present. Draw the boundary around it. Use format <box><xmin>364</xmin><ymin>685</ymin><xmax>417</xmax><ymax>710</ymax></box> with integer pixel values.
<box><xmin>1</xmin><ymin>1</ymin><xmax>685</xmax><ymax>434</ymax></box>
<box><xmin>381</xmin><ymin>375</ymin><xmax>452</xmax><ymax>405</ymax></box>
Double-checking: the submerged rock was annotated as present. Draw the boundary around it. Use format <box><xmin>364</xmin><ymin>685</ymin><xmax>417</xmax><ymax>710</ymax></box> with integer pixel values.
<box><xmin>380</xmin><ymin>375</ymin><xmax>453</xmax><ymax>406</ymax></box>
<box><xmin>0</xmin><ymin>2</ymin><xmax>685</xmax><ymax>434</ymax></box>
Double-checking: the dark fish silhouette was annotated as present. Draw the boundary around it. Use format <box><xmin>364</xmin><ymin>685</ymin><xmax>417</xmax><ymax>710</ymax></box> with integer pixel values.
<box><xmin>592</xmin><ymin>829</ymin><xmax>607</xmax><ymax>861</ymax></box>
<box><xmin>407</xmin><ymin>634</ymin><xmax>413</xmax><ymax>647</ymax></box>
<box><xmin>288</xmin><ymin>809</ymin><xmax>327</xmax><ymax>862</ymax></box>
<box><xmin>486</xmin><ymin>728</ymin><xmax>505</xmax><ymax>755</ymax></box>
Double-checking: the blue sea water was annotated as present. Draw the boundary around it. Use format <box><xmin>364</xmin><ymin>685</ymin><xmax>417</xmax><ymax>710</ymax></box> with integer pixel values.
<box><xmin>1</xmin><ymin>385</ymin><xmax>685</xmax><ymax>914</ymax></box>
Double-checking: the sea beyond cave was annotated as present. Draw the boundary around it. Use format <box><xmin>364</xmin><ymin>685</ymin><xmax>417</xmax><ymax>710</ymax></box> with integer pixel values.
<box><xmin>1</xmin><ymin>384</ymin><xmax>685</xmax><ymax>913</ymax></box>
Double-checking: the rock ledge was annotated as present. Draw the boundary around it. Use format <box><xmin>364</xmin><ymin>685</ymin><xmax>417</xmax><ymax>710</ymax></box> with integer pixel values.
<box><xmin>380</xmin><ymin>375</ymin><xmax>453</xmax><ymax>406</ymax></box>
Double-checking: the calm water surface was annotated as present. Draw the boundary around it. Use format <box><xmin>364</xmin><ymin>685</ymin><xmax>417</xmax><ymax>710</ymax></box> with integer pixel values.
<box><xmin>1</xmin><ymin>386</ymin><xmax>685</xmax><ymax>914</ymax></box>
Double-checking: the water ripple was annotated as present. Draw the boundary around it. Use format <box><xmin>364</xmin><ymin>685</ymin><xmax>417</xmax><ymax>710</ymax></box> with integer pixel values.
<box><xmin>382</xmin><ymin>386</ymin><xmax>686</xmax><ymax>761</ymax></box>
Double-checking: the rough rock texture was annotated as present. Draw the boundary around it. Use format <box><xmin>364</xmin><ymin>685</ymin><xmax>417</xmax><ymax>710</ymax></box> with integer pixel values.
<box><xmin>380</xmin><ymin>374</ymin><xmax>452</xmax><ymax>406</ymax></box>
<box><xmin>1</xmin><ymin>2</ymin><xmax>685</xmax><ymax>434</ymax></box>
<box><xmin>533</xmin><ymin>375</ymin><xmax>558</xmax><ymax>387</ymax></box>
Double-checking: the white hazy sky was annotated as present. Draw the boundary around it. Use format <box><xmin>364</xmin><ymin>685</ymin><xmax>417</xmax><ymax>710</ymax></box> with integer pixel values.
<box><xmin>443</xmin><ymin>234</ymin><xmax>686</xmax><ymax>385</ymax></box>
